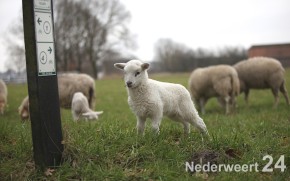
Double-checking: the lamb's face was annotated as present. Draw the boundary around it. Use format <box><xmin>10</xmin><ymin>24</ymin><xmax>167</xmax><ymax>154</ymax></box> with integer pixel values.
<box><xmin>114</xmin><ymin>60</ymin><xmax>149</xmax><ymax>89</ymax></box>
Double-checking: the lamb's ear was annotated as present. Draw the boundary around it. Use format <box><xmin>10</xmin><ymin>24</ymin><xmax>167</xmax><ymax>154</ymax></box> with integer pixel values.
<box><xmin>82</xmin><ymin>112</ymin><xmax>92</xmax><ymax>118</ymax></box>
<box><xmin>114</xmin><ymin>63</ymin><xmax>126</xmax><ymax>70</ymax></box>
<box><xmin>95</xmin><ymin>111</ymin><xmax>103</xmax><ymax>115</ymax></box>
<box><xmin>141</xmin><ymin>63</ymin><xmax>149</xmax><ymax>70</ymax></box>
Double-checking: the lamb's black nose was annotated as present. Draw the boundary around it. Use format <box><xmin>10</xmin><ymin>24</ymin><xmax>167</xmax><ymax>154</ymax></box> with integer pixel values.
<box><xmin>126</xmin><ymin>81</ymin><xmax>133</xmax><ymax>87</ymax></box>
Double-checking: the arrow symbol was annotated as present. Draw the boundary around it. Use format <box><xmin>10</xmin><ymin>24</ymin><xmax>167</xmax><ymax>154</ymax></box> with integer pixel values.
<box><xmin>48</xmin><ymin>47</ymin><xmax>52</xmax><ymax>54</ymax></box>
<box><xmin>37</xmin><ymin>17</ymin><xmax>42</xmax><ymax>25</ymax></box>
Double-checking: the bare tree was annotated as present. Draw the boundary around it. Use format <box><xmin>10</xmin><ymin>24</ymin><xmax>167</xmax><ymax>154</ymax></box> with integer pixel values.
<box><xmin>5</xmin><ymin>0</ymin><xmax>136</xmax><ymax>78</ymax></box>
<box><xmin>54</xmin><ymin>0</ymin><xmax>136</xmax><ymax>78</ymax></box>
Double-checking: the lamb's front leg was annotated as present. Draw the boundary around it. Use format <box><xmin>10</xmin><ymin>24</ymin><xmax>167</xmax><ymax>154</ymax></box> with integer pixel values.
<box><xmin>136</xmin><ymin>116</ymin><xmax>146</xmax><ymax>135</ymax></box>
<box><xmin>151</xmin><ymin>113</ymin><xmax>163</xmax><ymax>134</ymax></box>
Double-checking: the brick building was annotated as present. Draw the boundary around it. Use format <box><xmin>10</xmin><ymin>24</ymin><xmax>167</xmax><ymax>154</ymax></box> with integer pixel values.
<box><xmin>248</xmin><ymin>43</ymin><xmax>290</xmax><ymax>67</ymax></box>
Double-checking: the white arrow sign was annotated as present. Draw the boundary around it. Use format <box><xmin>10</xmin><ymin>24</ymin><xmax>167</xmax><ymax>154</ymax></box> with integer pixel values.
<box><xmin>35</xmin><ymin>12</ymin><xmax>53</xmax><ymax>42</ymax></box>
<box><xmin>34</xmin><ymin>0</ymin><xmax>56</xmax><ymax>76</ymax></box>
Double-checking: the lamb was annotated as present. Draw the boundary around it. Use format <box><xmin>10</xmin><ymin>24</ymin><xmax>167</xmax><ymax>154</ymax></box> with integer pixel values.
<box><xmin>0</xmin><ymin>79</ymin><xmax>8</xmax><ymax>114</ymax></box>
<box><xmin>188</xmin><ymin>65</ymin><xmax>240</xmax><ymax>114</ymax></box>
<box><xmin>71</xmin><ymin>92</ymin><xmax>103</xmax><ymax>121</ymax></box>
<box><xmin>114</xmin><ymin>59</ymin><xmax>208</xmax><ymax>136</ymax></box>
<box><xmin>18</xmin><ymin>73</ymin><xmax>96</xmax><ymax>120</ymax></box>
<box><xmin>233</xmin><ymin>57</ymin><xmax>289</xmax><ymax>107</ymax></box>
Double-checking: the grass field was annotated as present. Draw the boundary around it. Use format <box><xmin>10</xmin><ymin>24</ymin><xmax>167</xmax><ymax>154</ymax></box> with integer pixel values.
<box><xmin>0</xmin><ymin>70</ymin><xmax>290</xmax><ymax>180</ymax></box>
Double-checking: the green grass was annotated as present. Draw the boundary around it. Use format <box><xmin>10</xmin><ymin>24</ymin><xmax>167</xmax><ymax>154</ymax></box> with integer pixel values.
<box><xmin>1</xmin><ymin>70</ymin><xmax>290</xmax><ymax>180</ymax></box>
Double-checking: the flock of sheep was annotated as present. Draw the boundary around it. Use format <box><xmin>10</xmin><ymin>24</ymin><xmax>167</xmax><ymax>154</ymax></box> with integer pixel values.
<box><xmin>0</xmin><ymin>56</ymin><xmax>289</xmax><ymax>136</ymax></box>
<box><xmin>189</xmin><ymin>56</ymin><xmax>289</xmax><ymax>115</ymax></box>
<box><xmin>113</xmin><ymin>57</ymin><xmax>289</xmax><ymax>136</ymax></box>
<box><xmin>7</xmin><ymin>73</ymin><xmax>103</xmax><ymax>121</ymax></box>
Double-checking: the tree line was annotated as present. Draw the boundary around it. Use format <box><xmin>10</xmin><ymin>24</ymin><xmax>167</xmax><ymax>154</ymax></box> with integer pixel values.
<box><xmin>4</xmin><ymin>0</ymin><xmax>247</xmax><ymax>77</ymax></box>
<box><xmin>152</xmin><ymin>38</ymin><xmax>247</xmax><ymax>73</ymax></box>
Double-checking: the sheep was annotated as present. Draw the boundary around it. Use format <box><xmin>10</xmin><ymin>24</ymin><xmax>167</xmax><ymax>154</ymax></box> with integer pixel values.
<box><xmin>71</xmin><ymin>92</ymin><xmax>103</xmax><ymax>121</ymax></box>
<box><xmin>114</xmin><ymin>59</ymin><xmax>208</xmax><ymax>136</ymax></box>
<box><xmin>18</xmin><ymin>73</ymin><xmax>96</xmax><ymax>120</ymax></box>
<box><xmin>233</xmin><ymin>57</ymin><xmax>289</xmax><ymax>107</ymax></box>
<box><xmin>188</xmin><ymin>65</ymin><xmax>240</xmax><ymax>114</ymax></box>
<box><xmin>58</xmin><ymin>73</ymin><xmax>96</xmax><ymax>109</ymax></box>
<box><xmin>0</xmin><ymin>79</ymin><xmax>8</xmax><ymax>114</ymax></box>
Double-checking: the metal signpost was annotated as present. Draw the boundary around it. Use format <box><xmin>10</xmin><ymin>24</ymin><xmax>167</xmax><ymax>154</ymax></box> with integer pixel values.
<box><xmin>22</xmin><ymin>0</ymin><xmax>63</xmax><ymax>169</ymax></box>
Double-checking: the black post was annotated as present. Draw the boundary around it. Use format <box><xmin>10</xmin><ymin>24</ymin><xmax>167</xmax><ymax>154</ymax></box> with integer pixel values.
<box><xmin>22</xmin><ymin>0</ymin><xmax>63</xmax><ymax>169</ymax></box>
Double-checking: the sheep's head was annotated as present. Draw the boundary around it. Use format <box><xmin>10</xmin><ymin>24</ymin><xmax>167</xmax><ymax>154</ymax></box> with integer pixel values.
<box><xmin>114</xmin><ymin>60</ymin><xmax>150</xmax><ymax>89</ymax></box>
<box><xmin>82</xmin><ymin>111</ymin><xmax>103</xmax><ymax>120</ymax></box>
<box><xmin>18</xmin><ymin>97</ymin><xmax>30</xmax><ymax>120</ymax></box>
<box><xmin>18</xmin><ymin>104</ymin><xmax>30</xmax><ymax>120</ymax></box>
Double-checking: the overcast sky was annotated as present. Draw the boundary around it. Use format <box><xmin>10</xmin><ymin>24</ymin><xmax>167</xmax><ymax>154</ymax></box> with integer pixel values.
<box><xmin>1</xmin><ymin>0</ymin><xmax>290</xmax><ymax>72</ymax></box>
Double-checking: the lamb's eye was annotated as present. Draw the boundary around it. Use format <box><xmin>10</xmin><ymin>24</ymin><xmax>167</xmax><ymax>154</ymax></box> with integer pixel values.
<box><xmin>135</xmin><ymin>71</ymin><xmax>140</xmax><ymax>77</ymax></box>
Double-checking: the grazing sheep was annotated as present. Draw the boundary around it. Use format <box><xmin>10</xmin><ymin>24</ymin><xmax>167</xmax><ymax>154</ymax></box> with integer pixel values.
<box><xmin>58</xmin><ymin>73</ymin><xmax>96</xmax><ymax>109</ymax></box>
<box><xmin>0</xmin><ymin>79</ymin><xmax>8</xmax><ymax>114</ymax></box>
<box><xmin>114</xmin><ymin>59</ymin><xmax>208</xmax><ymax>136</ymax></box>
<box><xmin>233</xmin><ymin>57</ymin><xmax>289</xmax><ymax>107</ymax></box>
<box><xmin>18</xmin><ymin>73</ymin><xmax>96</xmax><ymax>120</ymax></box>
<box><xmin>71</xmin><ymin>92</ymin><xmax>103</xmax><ymax>121</ymax></box>
<box><xmin>188</xmin><ymin>65</ymin><xmax>240</xmax><ymax>114</ymax></box>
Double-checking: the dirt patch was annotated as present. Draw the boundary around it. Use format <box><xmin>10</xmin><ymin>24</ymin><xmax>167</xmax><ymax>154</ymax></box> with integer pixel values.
<box><xmin>188</xmin><ymin>150</ymin><xmax>219</xmax><ymax>173</ymax></box>
<box><xmin>187</xmin><ymin>148</ymin><xmax>243</xmax><ymax>173</ymax></box>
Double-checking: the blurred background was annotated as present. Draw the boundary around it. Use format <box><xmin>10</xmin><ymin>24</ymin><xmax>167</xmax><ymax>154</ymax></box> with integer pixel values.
<box><xmin>0</xmin><ymin>0</ymin><xmax>290</xmax><ymax>82</ymax></box>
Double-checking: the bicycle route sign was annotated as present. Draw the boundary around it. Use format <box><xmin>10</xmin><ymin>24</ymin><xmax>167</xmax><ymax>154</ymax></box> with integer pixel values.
<box><xmin>34</xmin><ymin>0</ymin><xmax>56</xmax><ymax>76</ymax></box>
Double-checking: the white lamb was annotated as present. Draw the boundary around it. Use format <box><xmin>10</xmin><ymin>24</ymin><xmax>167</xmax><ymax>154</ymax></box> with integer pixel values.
<box><xmin>114</xmin><ymin>60</ymin><xmax>208</xmax><ymax>136</ymax></box>
<box><xmin>0</xmin><ymin>79</ymin><xmax>8</xmax><ymax>114</ymax></box>
<box><xmin>71</xmin><ymin>92</ymin><xmax>103</xmax><ymax>121</ymax></box>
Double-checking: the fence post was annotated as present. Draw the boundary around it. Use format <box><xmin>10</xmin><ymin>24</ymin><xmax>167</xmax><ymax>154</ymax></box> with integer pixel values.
<box><xmin>22</xmin><ymin>0</ymin><xmax>63</xmax><ymax>169</ymax></box>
